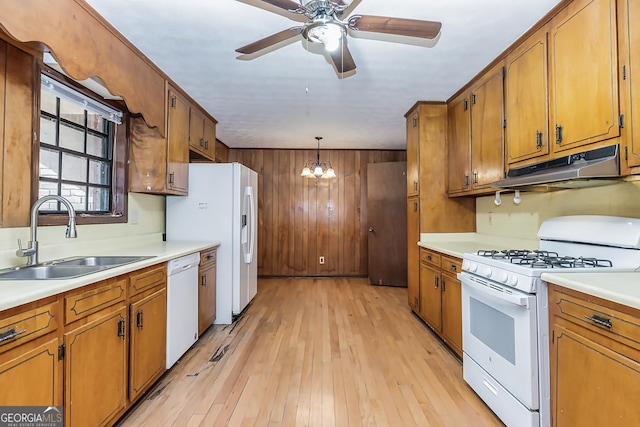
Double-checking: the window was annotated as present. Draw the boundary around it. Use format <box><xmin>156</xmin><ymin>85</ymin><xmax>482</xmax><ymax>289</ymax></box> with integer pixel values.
<box><xmin>38</xmin><ymin>72</ymin><xmax>127</xmax><ymax>224</ymax></box>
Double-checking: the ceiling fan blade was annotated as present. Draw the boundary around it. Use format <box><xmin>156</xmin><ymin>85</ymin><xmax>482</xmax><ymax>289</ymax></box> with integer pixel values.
<box><xmin>236</xmin><ymin>27</ymin><xmax>304</xmax><ymax>60</ymax></box>
<box><xmin>236</xmin><ymin>0</ymin><xmax>308</xmax><ymax>23</ymax></box>
<box><xmin>348</xmin><ymin>15</ymin><xmax>442</xmax><ymax>46</ymax></box>
<box><xmin>328</xmin><ymin>39</ymin><xmax>356</xmax><ymax>78</ymax></box>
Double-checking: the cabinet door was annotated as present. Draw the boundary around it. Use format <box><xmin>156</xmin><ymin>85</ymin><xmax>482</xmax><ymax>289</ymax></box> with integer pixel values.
<box><xmin>203</xmin><ymin>117</ymin><xmax>216</xmax><ymax>159</ymax></box>
<box><xmin>0</xmin><ymin>337</ymin><xmax>62</xmax><ymax>405</ymax></box>
<box><xmin>189</xmin><ymin>107</ymin><xmax>205</xmax><ymax>154</ymax></box>
<box><xmin>447</xmin><ymin>94</ymin><xmax>471</xmax><ymax>194</ymax></box>
<box><xmin>419</xmin><ymin>263</ymin><xmax>441</xmax><ymax>332</ymax></box>
<box><xmin>406</xmin><ymin>111</ymin><xmax>419</xmax><ymax>196</ymax></box>
<box><xmin>551</xmin><ymin>323</ymin><xmax>640</xmax><ymax>426</ymax></box>
<box><xmin>550</xmin><ymin>0</ymin><xmax>619</xmax><ymax>151</ymax></box>
<box><xmin>65</xmin><ymin>306</ymin><xmax>127</xmax><ymax>427</ymax></box>
<box><xmin>129</xmin><ymin>288</ymin><xmax>166</xmax><ymax>401</ymax></box>
<box><xmin>407</xmin><ymin>197</ymin><xmax>420</xmax><ymax>312</ymax></box>
<box><xmin>620</xmin><ymin>0</ymin><xmax>640</xmax><ymax>168</ymax></box>
<box><xmin>441</xmin><ymin>274</ymin><xmax>462</xmax><ymax>357</ymax></box>
<box><xmin>198</xmin><ymin>266</ymin><xmax>216</xmax><ymax>334</ymax></box>
<box><xmin>167</xmin><ymin>87</ymin><xmax>189</xmax><ymax>194</ymax></box>
<box><xmin>470</xmin><ymin>67</ymin><xmax>504</xmax><ymax>189</ymax></box>
<box><xmin>505</xmin><ymin>31</ymin><xmax>549</xmax><ymax>164</ymax></box>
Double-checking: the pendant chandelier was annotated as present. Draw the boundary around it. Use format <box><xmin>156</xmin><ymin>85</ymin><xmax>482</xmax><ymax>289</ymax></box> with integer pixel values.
<box><xmin>301</xmin><ymin>136</ymin><xmax>336</xmax><ymax>179</ymax></box>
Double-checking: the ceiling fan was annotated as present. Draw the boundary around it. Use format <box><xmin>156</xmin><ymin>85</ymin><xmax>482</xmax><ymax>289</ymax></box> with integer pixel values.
<box><xmin>235</xmin><ymin>0</ymin><xmax>442</xmax><ymax>78</ymax></box>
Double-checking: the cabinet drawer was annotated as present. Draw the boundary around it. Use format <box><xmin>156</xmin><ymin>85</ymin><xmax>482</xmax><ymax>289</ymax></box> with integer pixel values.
<box><xmin>65</xmin><ymin>278</ymin><xmax>126</xmax><ymax>324</ymax></box>
<box><xmin>0</xmin><ymin>302</ymin><xmax>60</xmax><ymax>354</ymax></box>
<box><xmin>441</xmin><ymin>255</ymin><xmax>462</xmax><ymax>277</ymax></box>
<box><xmin>200</xmin><ymin>248</ymin><xmax>217</xmax><ymax>270</ymax></box>
<box><xmin>420</xmin><ymin>248</ymin><xmax>441</xmax><ymax>268</ymax></box>
<box><xmin>553</xmin><ymin>289</ymin><xmax>640</xmax><ymax>350</ymax></box>
<box><xmin>129</xmin><ymin>264</ymin><xmax>167</xmax><ymax>296</ymax></box>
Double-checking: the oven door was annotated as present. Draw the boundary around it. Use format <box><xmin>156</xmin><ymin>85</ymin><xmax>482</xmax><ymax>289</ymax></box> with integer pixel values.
<box><xmin>460</xmin><ymin>272</ymin><xmax>539</xmax><ymax>410</ymax></box>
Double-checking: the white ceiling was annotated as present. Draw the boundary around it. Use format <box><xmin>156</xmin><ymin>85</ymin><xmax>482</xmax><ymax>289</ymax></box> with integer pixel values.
<box><xmin>84</xmin><ymin>0</ymin><xmax>561</xmax><ymax>150</ymax></box>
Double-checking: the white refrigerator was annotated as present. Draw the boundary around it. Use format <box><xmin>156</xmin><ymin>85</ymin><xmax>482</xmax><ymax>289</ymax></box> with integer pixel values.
<box><xmin>166</xmin><ymin>162</ymin><xmax>258</xmax><ymax>324</ymax></box>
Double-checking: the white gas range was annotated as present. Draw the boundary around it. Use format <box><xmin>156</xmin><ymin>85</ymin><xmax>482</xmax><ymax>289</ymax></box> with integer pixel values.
<box><xmin>458</xmin><ymin>215</ymin><xmax>640</xmax><ymax>427</ymax></box>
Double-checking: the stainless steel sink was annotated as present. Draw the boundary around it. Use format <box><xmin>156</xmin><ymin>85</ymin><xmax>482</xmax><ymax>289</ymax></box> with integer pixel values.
<box><xmin>0</xmin><ymin>255</ymin><xmax>155</xmax><ymax>280</ymax></box>
<box><xmin>0</xmin><ymin>265</ymin><xmax>106</xmax><ymax>280</ymax></box>
<box><xmin>53</xmin><ymin>256</ymin><xmax>153</xmax><ymax>267</ymax></box>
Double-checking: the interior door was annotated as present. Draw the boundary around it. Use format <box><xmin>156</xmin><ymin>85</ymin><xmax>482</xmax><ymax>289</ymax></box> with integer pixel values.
<box><xmin>367</xmin><ymin>161</ymin><xmax>407</xmax><ymax>286</ymax></box>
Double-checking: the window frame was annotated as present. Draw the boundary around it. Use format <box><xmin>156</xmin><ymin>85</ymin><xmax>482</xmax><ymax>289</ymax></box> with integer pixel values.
<box><xmin>36</xmin><ymin>67</ymin><xmax>128</xmax><ymax>226</ymax></box>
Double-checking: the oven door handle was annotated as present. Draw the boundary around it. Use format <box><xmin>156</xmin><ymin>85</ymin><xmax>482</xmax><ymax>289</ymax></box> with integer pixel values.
<box><xmin>459</xmin><ymin>273</ymin><xmax>530</xmax><ymax>308</ymax></box>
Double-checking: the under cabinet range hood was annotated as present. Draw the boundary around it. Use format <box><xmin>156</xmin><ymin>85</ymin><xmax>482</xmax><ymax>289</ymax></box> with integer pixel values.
<box><xmin>492</xmin><ymin>144</ymin><xmax>620</xmax><ymax>190</ymax></box>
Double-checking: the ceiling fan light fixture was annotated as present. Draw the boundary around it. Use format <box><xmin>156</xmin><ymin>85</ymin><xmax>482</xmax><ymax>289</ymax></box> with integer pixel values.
<box><xmin>305</xmin><ymin>20</ymin><xmax>344</xmax><ymax>52</ymax></box>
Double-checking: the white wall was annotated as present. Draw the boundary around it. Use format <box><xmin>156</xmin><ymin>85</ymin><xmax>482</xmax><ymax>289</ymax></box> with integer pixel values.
<box><xmin>0</xmin><ymin>193</ymin><xmax>165</xmax><ymax>267</ymax></box>
<box><xmin>476</xmin><ymin>179</ymin><xmax>640</xmax><ymax>239</ymax></box>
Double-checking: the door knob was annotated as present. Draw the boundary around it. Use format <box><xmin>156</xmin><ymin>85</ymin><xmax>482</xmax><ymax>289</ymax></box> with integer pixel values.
<box><xmin>368</xmin><ymin>227</ymin><xmax>374</xmax><ymax>232</ymax></box>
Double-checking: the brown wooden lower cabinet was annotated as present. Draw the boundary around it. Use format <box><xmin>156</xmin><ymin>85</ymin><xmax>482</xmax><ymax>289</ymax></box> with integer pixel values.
<box><xmin>0</xmin><ymin>337</ymin><xmax>62</xmax><ymax>405</ymax></box>
<box><xmin>129</xmin><ymin>286</ymin><xmax>166</xmax><ymax>401</ymax></box>
<box><xmin>198</xmin><ymin>247</ymin><xmax>217</xmax><ymax>335</ymax></box>
<box><xmin>549</xmin><ymin>283</ymin><xmax>640</xmax><ymax>427</ymax></box>
<box><xmin>416</xmin><ymin>247</ymin><xmax>463</xmax><ymax>357</ymax></box>
<box><xmin>64</xmin><ymin>305</ymin><xmax>128</xmax><ymax>427</ymax></box>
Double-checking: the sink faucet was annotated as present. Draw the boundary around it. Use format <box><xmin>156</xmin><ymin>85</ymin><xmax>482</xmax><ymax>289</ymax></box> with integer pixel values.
<box><xmin>16</xmin><ymin>195</ymin><xmax>78</xmax><ymax>266</ymax></box>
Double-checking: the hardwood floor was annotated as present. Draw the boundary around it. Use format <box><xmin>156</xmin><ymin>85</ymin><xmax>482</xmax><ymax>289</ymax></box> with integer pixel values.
<box><xmin>117</xmin><ymin>278</ymin><xmax>503</xmax><ymax>427</ymax></box>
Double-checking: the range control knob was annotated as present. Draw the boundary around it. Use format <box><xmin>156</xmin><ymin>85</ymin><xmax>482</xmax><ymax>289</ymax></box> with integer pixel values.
<box><xmin>507</xmin><ymin>274</ymin><xmax>518</xmax><ymax>287</ymax></box>
<box><xmin>480</xmin><ymin>266</ymin><xmax>492</xmax><ymax>278</ymax></box>
<box><xmin>495</xmin><ymin>271</ymin><xmax>509</xmax><ymax>283</ymax></box>
<box><xmin>464</xmin><ymin>261</ymin><xmax>478</xmax><ymax>273</ymax></box>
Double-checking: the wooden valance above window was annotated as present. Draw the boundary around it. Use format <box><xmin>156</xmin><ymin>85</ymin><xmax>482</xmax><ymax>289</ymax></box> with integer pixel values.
<box><xmin>0</xmin><ymin>0</ymin><xmax>167</xmax><ymax>137</ymax></box>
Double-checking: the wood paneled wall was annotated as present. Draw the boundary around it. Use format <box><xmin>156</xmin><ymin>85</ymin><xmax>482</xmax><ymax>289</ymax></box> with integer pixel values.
<box><xmin>228</xmin><ymin>149</ymin><xmax>406</xmax><ymax>277</ymax></box>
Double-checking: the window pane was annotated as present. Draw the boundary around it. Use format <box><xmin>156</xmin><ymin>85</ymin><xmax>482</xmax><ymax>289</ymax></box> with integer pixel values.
<box><xmin>39</xmin><ymin>148</ymin><xmax>60</xmax><ymax>179</ymax></box>
<box><xmin>87</xmin><ymin>112</ymin><xmax>106</xmax><ymax>132</ymax></box>
<box><xmin>59</xmin><ymin>123</ymin><xmax>85</xmax><ymax>153</ymax></box>
<box><xmin>38</xmin><ymin>182</ymin><xmax>59</xmax><ymax>210</ymax></box>
<box><xmin>40</xmin><ymin>116</ymin><xmax>57</xmax><ymax>146</ymax></box>
<box><xmin>87</xmin><ymin>132</ymin><xmax>108</xmax><ymax>158</ymax></box>
<box><xmin>89</xmin><ymin>160</ymin><xmax>110</xmax><ymax>185</ymax></box>
<box><xmin>61</xmin><ymin>153</ymin><xmax>87</xmax><ymax>182</ymax></box>
<box><xmin>61</xmin><ymin>183</ymin><xmax>86</xmax><ymax>212</ymax></box>
<box><xmin>88</xmin><ymin>187</ymin><xmax>109</xmax><ymax>212</ymax></box>
<box><xmin>59</xmin><ymin>98</ymin><xmax>85</xmax><ymax>126</ymax></box>
<box><xmin>41</xmin><ymin>90</ymin><xmax>57</xmax><ymax>115</ymax></box>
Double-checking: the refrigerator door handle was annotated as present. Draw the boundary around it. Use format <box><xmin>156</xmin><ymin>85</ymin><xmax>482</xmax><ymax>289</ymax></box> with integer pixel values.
<box><xmin>244</xmin><ymin>186</ymin><xmax>256</xmax><ymax>264</ymax></box>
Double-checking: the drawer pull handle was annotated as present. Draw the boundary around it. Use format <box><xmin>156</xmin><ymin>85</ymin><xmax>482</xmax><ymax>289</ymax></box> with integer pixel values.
<box><xmin>0</xmin><ymin>328</ymin><xmax>27</xmax><ymax>343</ymax></box>
<box><xmin>426</xmin><ymin>255</ymin><xmax>432</xmax><ymax>261</ymax></box>
<box><xmin>449</xmin><ymin>264</ymin><xmax>457</xmax><ymax>271</ymax></box>
<box><xmin>585</xmin><ymin>314</ymin><xmax>612</xmax><ymax>329</ymax></box>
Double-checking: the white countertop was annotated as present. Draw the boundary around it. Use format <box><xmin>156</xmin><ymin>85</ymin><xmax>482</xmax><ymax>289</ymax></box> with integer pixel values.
<box><xmin>0</xmin><ymin>237</ymin><xmax>220</xmax><ymax>312</ymax></box>
<box><xmin>418</xmin><ymin>232</ymin><xmax>538</xmax><ymax>259</ymax></box>
<box><xmin>542</xmin><ymin>271</ymin><xmax>640</xmax><ymax>311</ymax></box>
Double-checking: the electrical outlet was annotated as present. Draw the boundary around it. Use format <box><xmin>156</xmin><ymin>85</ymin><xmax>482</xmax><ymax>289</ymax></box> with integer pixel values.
<box><xmin>319</xmin><ymin>256</ymin><xmax>325</xmax><ymax>264</ymax></box>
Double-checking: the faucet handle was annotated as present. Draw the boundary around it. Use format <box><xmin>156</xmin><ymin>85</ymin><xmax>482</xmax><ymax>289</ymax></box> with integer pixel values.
<box><xmin>16</xmin><ymin>239</ymin><xmax>36</xmax><ymax>258</ymax></box>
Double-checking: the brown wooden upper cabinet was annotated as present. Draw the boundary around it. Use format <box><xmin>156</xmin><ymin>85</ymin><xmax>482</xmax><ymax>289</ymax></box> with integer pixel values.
<box><xmin>447</xmin><ymin>64</ymin><xmax>504</xmax><ymax>196</ymax></box>
<box><xmin>166</xmin><ymin>86</ymin><xmax>190</xmax><ymax>195</ymax></box>
<box><xmin>189</xmin><ymin>106</ymin><xmax>217</xmax><ymax>161</ymax></box>
<box><xmin>129</xmin><ymin>84</ymin><xmax>190</xmax><ymax>195</ymax></box>
<box><xmin>505</xmin><ymin>29</ymin><xmax>550</xmax><ymax>166</ymax></box>
<box><xmin>549</xmin><ymin>0</ymin><xmax>619</xmax><ymax>152</ymax></box>
<box><xmin>619</xmin><ymin>0</ymin><xmax>640</xmax><ymax>170</ymax></box>
<box><xmin>406</xmin><ymin>110</ymin><xmax>420</xmax><ymax>196</ymax></box>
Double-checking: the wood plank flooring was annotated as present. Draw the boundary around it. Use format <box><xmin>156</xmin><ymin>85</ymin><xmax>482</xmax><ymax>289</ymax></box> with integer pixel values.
<box><xmin>117</xmin><ymin>278</ymin><xmax>504</xmax><ymax>427</ymax></box>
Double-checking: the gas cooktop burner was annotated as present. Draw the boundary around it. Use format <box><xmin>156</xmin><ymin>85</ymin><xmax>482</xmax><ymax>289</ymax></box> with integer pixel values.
<box><xmin>477</xmin><ymin>249</ymin><xmax>613</xmax><ymax>269</ymax></box>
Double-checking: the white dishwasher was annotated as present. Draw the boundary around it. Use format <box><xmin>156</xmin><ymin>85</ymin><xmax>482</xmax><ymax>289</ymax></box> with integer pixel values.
<box><xmin>166</xmin><ymin>252</ymin><xmax>200</xmax><ymax>368</ymax></box>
